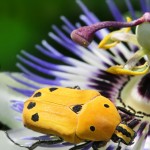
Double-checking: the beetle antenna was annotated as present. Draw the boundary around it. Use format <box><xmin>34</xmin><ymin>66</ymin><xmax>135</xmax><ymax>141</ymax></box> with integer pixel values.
<box><xmin>116</xmin><ymin>106</ymin><xmax>143</xmax><ymax>118</ymax></box>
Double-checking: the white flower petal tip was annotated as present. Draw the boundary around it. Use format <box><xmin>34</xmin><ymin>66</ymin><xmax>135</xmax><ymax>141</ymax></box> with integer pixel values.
<box><xmin>107</xmin><ymin>62</ymin><xmax>149</xmax><ymax>76</ymax></box>
<box><xmin>0</xmin><ymin>72</ymin><xmax>28</xmax><ymax>128</ymax></box>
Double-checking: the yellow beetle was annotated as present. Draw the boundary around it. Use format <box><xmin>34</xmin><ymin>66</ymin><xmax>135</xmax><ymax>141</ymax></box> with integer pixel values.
<box><xmin>22</xmin><ymin>86</ymin><xmax>136</xmax><ymax>150</ymax></box>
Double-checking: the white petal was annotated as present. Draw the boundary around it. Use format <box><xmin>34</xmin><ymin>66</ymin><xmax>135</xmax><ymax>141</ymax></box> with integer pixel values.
<box><xmin>0</xmin><ymin>72</ymin><xmax>29</xmax><ymax>128</ymax></box>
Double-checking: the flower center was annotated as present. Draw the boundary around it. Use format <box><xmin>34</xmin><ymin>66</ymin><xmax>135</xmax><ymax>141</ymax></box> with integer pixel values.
<box><xmin>118</xmin><ymin>75</ymin><xmax>150</xmax><ymax>121</ymax></box>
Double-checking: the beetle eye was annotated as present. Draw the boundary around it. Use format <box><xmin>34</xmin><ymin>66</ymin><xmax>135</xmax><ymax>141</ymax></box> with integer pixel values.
<box><xmin>70</xmin><ymin>104</ymin><xmax>82</xmax><ymax>113</ymax></box>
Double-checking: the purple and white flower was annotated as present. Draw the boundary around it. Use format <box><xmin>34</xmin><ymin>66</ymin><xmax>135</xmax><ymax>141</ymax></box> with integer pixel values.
<box><xmin>1</xmin><ymin>0</ymin><xmax>150</xmax><ymax>149</ymax></box>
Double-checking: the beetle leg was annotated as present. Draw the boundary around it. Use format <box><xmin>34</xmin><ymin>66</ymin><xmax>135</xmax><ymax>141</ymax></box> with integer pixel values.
<box><xmin>5</xmin><ymin>131</ymin><xmax>63</xmax><ymax>150</ymax></box>
<box><xmin>73</xmin><ymin>86</ymin><xmax>81</xmax><ymax>89</ymax></box>
<box><xmin>27</xmin><ymin>138</ymin><xmax>63</xmax><ymax>150</ymax></box>
<box><xmin>5</xmin><ymin>131</ymin><xmax>30</xmax><ymax>149</ymax></box>
<box><xmin>67</xmin><ymin>86</ymin><xmax>81</xmax><ymax>89</ymax></box>
<box><xmin>69</xmin><ymin>141</ymin><xmax>91</xmax><ymax>150</ymax></box>
<box><xmin>116</xmin><ymin>139</ymin><xmax>122</xmax><ymax>150</ymax></box>
<box><xmin>92</xmin><ymin>141</ymin><xmax>107</xmax><ymax>150</ymax></box>
<box><xmin>117</xmin><ymin>106</ymin><xmax>143</xmax><ymax>118</ymax></box>
<box><xmin>128</xmin><ymin>118</ymin><xmax>141</xmax><ymax>128</ymax></box>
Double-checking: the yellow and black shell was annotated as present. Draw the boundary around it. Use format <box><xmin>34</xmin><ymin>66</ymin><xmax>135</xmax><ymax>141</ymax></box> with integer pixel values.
<box><xmin>23</xmin><ymin>86</ymin><xmax>121</xmax><ymax>144</ymax></box>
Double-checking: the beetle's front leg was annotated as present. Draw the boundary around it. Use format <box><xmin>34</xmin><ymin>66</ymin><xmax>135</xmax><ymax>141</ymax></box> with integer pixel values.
<box><xmin>69</xmin><ymin>141</ymin><xmax>91</xmax><ymax>150</ymax></box>
<box><xmin>92</xmin><ymin>141</ymin><xmax>107</xmax><ymax>150</ymax></box>
<box><xmin>5</xmin><ymin>131</ymin><xmax>63</xmax><ymax>150</ymax></box>
<box><xmin>28</xmin><ymin>138</ymin><xmax>63</xmax><ymax>150</ymax></box>
<box><xmin>67</xmin><ymin>86</ymin><xmax>81</xmax><ymax>89</ymax></box>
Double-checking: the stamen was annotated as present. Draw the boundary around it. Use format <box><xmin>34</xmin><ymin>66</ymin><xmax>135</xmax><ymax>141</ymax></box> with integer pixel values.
<box><xmin>98</xmin><ymin>17</ymin><xmax>132</xmax><ymax>49</ymax></box>
<box><xmin>106</xmin><ymin>61</ymin><xmax>149</xmax><ymax>75</ymax></box>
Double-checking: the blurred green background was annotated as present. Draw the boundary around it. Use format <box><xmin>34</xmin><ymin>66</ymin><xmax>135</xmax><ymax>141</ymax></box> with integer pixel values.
<box><xmin>0</xmin><ymin>0</ymin><xmax>139</xmax><ymax>71</ymax></box>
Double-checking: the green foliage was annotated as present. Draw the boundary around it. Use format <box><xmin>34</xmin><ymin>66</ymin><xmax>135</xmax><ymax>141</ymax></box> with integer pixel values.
<box><xmin>0</xmin><ymin>0</ymin><xmax>138</xmax><ymax>71</ymax></box>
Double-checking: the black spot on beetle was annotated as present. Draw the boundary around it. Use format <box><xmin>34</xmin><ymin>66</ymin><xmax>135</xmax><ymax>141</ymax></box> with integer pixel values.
<box><xmin>49</xmin><ymin>87</ymin><xmax>58</xmax><ymax>92</ymax></box>
<box><xmin>33</xmin><ymin>92</ymin><xmax>41</xmax><ymax>97</ymax></box>
<box><xmin>90</xmin><ymin>126</ymin><xmax>95</xmax><ymax>132</ymax></box>
<box><xmin>27</xmin><ymin>102</ymin><xmax>36</xmax><ymax>109</ymax></box>
<box><xmin>72</xmin><ymin>105</ymin><xmax>82</xmax><ymax>113</ymax></box>
<box><xmin>104</xmin><ymin>104</ymin><xmax>110</xmax><ymax>108</ymax></box>
<box><xmin>31</xmin><ymin>113</ymin><xmax>39</xmax><ymax>122</ymax></box>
